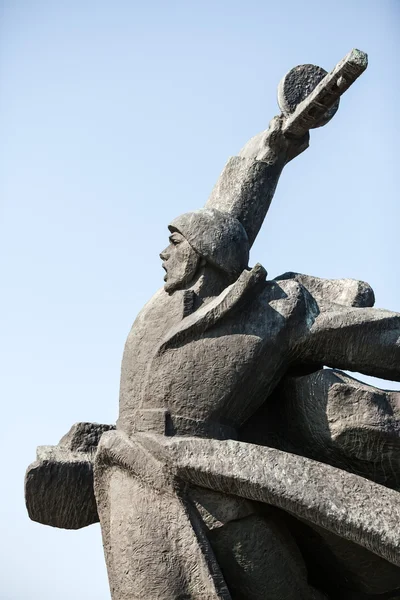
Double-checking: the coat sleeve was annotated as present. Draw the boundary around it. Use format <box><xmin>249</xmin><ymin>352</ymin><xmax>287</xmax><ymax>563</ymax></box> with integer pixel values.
<box><xmin>296</xmin><ymin>303</ymin><xmax>400</xmax><ymax>382</ymax></box>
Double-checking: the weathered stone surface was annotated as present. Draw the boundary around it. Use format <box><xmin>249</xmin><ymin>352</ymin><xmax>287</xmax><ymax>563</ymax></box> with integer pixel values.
<box><xmin>208</xmin><ymin>115</ymin><xmax>309</xmax><ymax>247</ymax></box>
<box><xmin>288</xmin><ymin>517</ymin><xmax>400</xmax><ymax>596</ymax></box>
<box><xmin>191</xmin><ymin>487</ymin><xmax>328</xmax><ymax>600</ymax></box>
<box><xmin>278</xmin><ymin>63</ymin><xmax>339</xmax><ymax>127</ymax></box>
<box><xmin>275</xmin><ymin>271</ymin><xmax>375</xmax><ymax>308</ymax></box>
<box><xmin>282</xmin><ymin>49</ymin><xmax>368</xmax><ymax>137</ymax></box>
<box><xmin>160</xmin><ymin>435</ymin><xmax>400</xmax><ymax>568</ymax></box>
<box><xmin>94</xmin><ymin>430</ymin><xmax>231</xmax><ymax>600</ymax></box>
<box><xmin>59</xmin><ymin>421</ymin><xmax>115</xmax><ymax>452</ymax></box>
<box><xmin>25</xmin><ymin>446</ymin><xmax>98</xmax><ymax>529</ymax></box>
<box><xmin>118</xmin><ymin>261</ymin><xmax>400</xmax><ymax>442</ymax></box>
<box><xmin>96</xmin><ymin>429</ymin><xmax>400</xmax><ymax>598</ymax></box>
<box><xmin>169</xmin><ymin>209</ymin><xmax>249</xmax><ymax>277</ymax></box>
<box><xmin>207</xmin><ymin>514</ymin><xmax>319</xmax><ymax>600</ymax></box>
<box><xmin>25</xmin><ymin>422</ymin><xmax>114</xmax><ymax>529</ymax></box>
<box><xmin>279</xmin><ymin>370</ymin><xmax>400</xmax><ymax>489</ymax></box>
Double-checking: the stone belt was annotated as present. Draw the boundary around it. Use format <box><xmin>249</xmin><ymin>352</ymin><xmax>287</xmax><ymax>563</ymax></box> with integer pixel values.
<box><xmin>133</xmin><ymin>408</ymin><xmax>237</xmax><ymax>441</ymax></box>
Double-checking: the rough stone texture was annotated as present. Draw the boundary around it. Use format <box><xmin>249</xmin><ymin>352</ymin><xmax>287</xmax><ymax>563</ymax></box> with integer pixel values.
<box><xmin>191</xmin><ymin>488</ymin><xmax>328</xmax><ymax>600</ymax></box>
<box><xmin>95</xmin><ymin>429</ymin><xmax>400</xmax><ymax>598</ymax></box>
<box><xmin>207</xmin><ymin>514</ymin><xmax>322</xmax><ymax>600</ymax></box>
<box><xmin>94</xmin><ymin>430</ymin><xmax>231</xmax><ymax>600</ymax></box>
<box><xmin>206</xmin><ymin>154</ymin><xmax>285</xmax><ymax>248</ymax></box>
<box><xmin>59</xmin><ymin>422</ymin><xmax>115</xmax><ymax>452</ymax></box>
<box><xmin>159</xmin><ymin>435</ymin><xmax>400</xmax><ymax>568</ymax></box>
<box><xmin>208</xmin><ymin>115</ymin><xmax>309</xmax><ymax>247</ymax></box>
<box><xmin>277</xmin><ymin>63</ymin><xmax>340</xmax><ymax>127</ymax></box>
<box><xmin>241</xmin><ymin>369</ymin><xmax>400</xmax><ymax>491</ymax></box>
<box><xmin>280</xmin><ymin>369</ymin><xmax>400</xmax><ymax>489</ymax></box>
<box><xmin>282</xmin><ymin>49</ymin><xmax>368</xmax><ymax>137</ymax></box>
<box><xmin>287</xmin><ymin>517</ymin><xmax>400</xmax><ymax>597</ymax></box>
<box><xmin>275</xmin><ymin>271</ymin><xmax>375</xmax><ymax>308</ymax></box>
<box><xmin>118</xmin><ymin>264</ymin><xmax>400</xmax><ymax>441</ymax></box>
<box><xmin>95</xmin><ymin>430</ymin><xmax>333</xmax><ymax>600</ymax></box>
<box><xmin>25</xmin><ymin>422</ymin><xmax>114</xmax><ymax>529</ymax></box>
<box><xmin>169</xmin><ymin>209</ymin><xmax>249</xmax><ymax>277</ymax></box>
<box><xmin>25</xmin><ymin>49</ymin><xmax>400</xmax><ymax>600</ymax></box>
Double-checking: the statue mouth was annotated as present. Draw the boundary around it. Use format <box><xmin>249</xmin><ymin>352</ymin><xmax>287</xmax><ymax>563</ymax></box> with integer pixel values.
<box><xmin>162</xmin><ymin>263</ymin><xmax>168</xmax><ymax>281</ymax></box>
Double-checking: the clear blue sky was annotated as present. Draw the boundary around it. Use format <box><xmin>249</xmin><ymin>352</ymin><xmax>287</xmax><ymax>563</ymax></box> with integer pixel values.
<box><xmin>1</xmin><ymin>1</ymin><xmax>399</xmax><ymax>598</ymax></box>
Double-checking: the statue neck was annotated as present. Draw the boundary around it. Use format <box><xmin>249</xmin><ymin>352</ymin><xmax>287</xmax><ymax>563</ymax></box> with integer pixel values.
<box><xmin>187</xmin><ymin>265</ymin><xmax>237</xmax><ymax>310</ymax></box>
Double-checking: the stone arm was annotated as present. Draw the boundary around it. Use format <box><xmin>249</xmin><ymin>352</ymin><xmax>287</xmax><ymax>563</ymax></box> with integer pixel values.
<box><xmin>297</xmin><ymin>304</ymin><xmax>400</xmax><ymax>382</ymax></box>
<box><xmin>206</xmin><ymin>51</ymin><xmax>368</xmax><ymax>250</ymax></box>
<box><xmin>206</xmin><ymin>116</ymin><xmax>309</xmax><ymax>247</ymax></box>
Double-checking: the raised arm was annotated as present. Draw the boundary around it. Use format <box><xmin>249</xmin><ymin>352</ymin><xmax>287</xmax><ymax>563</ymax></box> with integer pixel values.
<box><xmin>205</xmin><ymin>116</ymin><xmax>309</xmax><ymax>247</ymax></box>
<box><xmin>297</xmin><ymin>304</ymin><xmax>400</xmax><ymax>382</ymax></box>
<box><xmin>206</xmin><ymin>50</ymin><xmax>368</xmax><ymax>249</ymax></box>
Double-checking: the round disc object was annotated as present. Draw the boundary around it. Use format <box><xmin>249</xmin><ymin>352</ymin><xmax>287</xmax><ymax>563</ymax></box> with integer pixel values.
<box><xmin>277</xmin><ymin>64</ymin><xmax>340</xmax><ymax>128</ymax></box>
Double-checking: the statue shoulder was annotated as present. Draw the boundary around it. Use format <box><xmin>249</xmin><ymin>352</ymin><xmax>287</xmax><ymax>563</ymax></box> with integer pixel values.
<box><xmin>274</xmin><ymin>272</ymin><xmax>375</xmax><ymax>308</ymax></box>
<box><xmin>261</xmin><ymin>276</ymin><xmax>314</xmax><ymax>323</ymax></box>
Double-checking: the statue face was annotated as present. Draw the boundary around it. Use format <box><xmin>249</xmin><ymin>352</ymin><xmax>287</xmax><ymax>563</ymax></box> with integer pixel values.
<box><xmin>160</xmin><ymin>231</ymin><xmax>201</xmax><ymax>293</ymax></box>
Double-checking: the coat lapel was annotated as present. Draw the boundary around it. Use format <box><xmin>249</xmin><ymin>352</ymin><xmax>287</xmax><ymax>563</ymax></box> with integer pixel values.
<box><xmin>158</xmin><ymin>263</ymin><xmax>267</xmax><ymax>353</ymax></box>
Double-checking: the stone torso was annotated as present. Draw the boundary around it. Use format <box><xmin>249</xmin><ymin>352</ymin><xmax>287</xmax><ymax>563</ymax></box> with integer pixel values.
<box><xmin>118</xmin><ymin>270</ymin><xmax>312</xmax><ymax>437</ymax></box>
<box><xmin>117</xmin><ymin>287</ymin><xmax>184</xmax><ymax>433</ymax></box>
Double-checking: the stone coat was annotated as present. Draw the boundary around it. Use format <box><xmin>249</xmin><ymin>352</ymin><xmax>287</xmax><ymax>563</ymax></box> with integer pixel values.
<box><xmin>118</xmin><ymin>264</ymin><xmax>400</xmax><ymax>439</ymax></box>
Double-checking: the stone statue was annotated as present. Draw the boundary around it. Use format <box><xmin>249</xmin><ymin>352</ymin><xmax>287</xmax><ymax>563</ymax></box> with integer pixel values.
<box><xmin>25</xmin><ymin>50</ymin><xmax>400</xmax><ymax>599</ymax></box>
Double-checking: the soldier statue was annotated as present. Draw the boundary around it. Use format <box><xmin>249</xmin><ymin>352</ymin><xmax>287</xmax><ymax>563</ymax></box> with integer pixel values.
<box><xmin>26</xmin><ymin>50</ymin><xmax>400</xmax><ymax>599</ymax></box>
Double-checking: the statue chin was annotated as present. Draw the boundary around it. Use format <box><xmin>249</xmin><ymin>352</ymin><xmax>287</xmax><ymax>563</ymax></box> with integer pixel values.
<box><xmin>163</xmin><ymin>270</ymin><xmax>198</xmax><ymax>294</ymax></box>
<box><xmin>163</xmin><ymin>278</ymin><xmax>182</xmax><ymax>294</ymax></box>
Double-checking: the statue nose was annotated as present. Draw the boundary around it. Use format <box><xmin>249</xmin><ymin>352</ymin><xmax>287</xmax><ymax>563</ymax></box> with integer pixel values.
<box><xmin>160</xmin><ymin>249</ymin><xmax>169</xmax><ymax>260</ymax></box>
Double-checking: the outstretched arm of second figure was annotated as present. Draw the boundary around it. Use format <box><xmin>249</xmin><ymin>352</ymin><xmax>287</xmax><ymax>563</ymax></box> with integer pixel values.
<box><xmin>296</xmin><ymin>302</ymin><xmax>400</xmax><ymax>382</ymax></box>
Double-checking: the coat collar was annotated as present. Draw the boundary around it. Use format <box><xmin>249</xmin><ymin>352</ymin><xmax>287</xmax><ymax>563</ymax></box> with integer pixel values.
<box><xmin>158</xmin><ymin>263</ymin><xmax>267</xmax><ymax>354</ymax></box>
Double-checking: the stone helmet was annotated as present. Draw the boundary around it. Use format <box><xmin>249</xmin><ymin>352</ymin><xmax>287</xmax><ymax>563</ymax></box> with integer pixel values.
<box><xmin>169</xmin><ymin>208</ymin><xmax>249</xmax><ymax>277</ymax></box>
